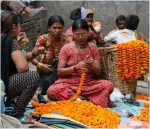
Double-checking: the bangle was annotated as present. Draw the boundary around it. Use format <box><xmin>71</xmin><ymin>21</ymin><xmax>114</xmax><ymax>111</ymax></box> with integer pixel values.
<box><xmin>37</xmin><ymin>63</ymin><xmax>44</xmax><ymax>70</ymax></box>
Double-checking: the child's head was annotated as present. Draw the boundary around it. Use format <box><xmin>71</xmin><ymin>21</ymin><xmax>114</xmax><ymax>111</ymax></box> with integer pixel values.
<box><xmin>125</xmin><ymin>15</ymin><xmax>139</xmax><ymax>30</ymax></box>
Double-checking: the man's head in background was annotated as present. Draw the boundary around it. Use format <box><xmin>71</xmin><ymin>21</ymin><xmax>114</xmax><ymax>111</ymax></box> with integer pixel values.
<box><xmin>125</xmin><ymin>15</ymin><xmax>139</xmax><ymax>31</ymax></box>
<box><xmin>115</xmin><ymin>15</ymin><xmax>126</xmax><ymax>30</ymax></box>
<box><xmin>70</xmin><ymin>8</ymin><xmax>81</xmax><ymax>21</ymax></box>
<box><xmin>85</xmin><ymin>8</ymin><xmax>94</xmax><ymax>25</ymax></box>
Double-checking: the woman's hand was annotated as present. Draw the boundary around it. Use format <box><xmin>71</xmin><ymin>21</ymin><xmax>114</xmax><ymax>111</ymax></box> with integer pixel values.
<box><xmin>32</xmin><ymin>47</ymin><xmax>45</xmax><ymax>58</ymax></box>
<box><xmin>84</xmin><ymin>55</ymin><xmax>94</xmax><ymax>67</ymax></box>
<box><xmin>75</xmin><ymin>61</ymin><xmax>87</xmax><ymax>70</ymax></box>
<box><xmin>37</xmin><ymin>63</ymin><xmax>52</xmax><ymax>74</ymax></box>
<box><xmin>17</xmin><ymin>32</ymin><xmax>29</xmax><ymax>45</ymax></box>
<box><xmin>42</xmin><ymin>64</ymin><xmax>53</xmax><ymax>74</ymax></box>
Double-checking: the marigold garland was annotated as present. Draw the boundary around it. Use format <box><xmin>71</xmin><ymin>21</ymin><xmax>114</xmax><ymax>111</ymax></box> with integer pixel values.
<box><xmin>31</xmin><ymin>68</ymin><xmax>120</xmax><ymax>128</ymax></box>
<box><xmin>114</xmin><ymin>40</ymin><xmax>149</xmax><ymax>82</ymax></box>
<box><xmin>69</xmin><ymin>68</ymin><xmax>87</xmax><ymax>101</ymax></box>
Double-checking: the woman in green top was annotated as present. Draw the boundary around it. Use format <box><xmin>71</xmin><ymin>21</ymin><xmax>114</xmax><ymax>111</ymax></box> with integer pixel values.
<box><xmin>32</xmin><ymin>15</ymin><xmax>68</xmax><ymax>95</ymax></box>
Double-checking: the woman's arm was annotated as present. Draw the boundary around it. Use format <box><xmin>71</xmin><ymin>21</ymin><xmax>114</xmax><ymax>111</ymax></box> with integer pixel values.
<box><xmin>11</xmin><ymin>50</ymin><xmax>29</xmax><ymax>72</ymax></box>
<box><xmin>58</xmin><ymin>59</ymin><xmax>87</xmax><ymax>77</ymax></box>
<box><xmin>31</xmin><ymin>46</ymin><xmax>43</xmax><ymax>65</ymax></box>
<box><xmin>26</xmin><ymin>47</ymin><xmax>45</xmax><ymax>61</ymax></box>
<box><xmin>30</xmin><ymin>46</ymin><xmax>52</xmax><ymax>74</ymax></box>
<box><xmin>57</xmin><ymin>59</ymin><xmax>75</xmax><ymax>77</ymax></box>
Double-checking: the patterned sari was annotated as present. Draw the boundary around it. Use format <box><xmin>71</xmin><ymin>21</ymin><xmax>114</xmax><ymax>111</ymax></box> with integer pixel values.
<box><xmin>47</xmin><ymin>42</ymin><xmax>113</xmax><ymax>108</ymax></box>
<box><xmin>35</xmin><ymin>33</ymin><xmax>68</xmax><ymax>95</ymax></box>
<box><xmin>36</xmin><ymin>33</ymin><xmax>68</xmax><ymax>65</ymax></box>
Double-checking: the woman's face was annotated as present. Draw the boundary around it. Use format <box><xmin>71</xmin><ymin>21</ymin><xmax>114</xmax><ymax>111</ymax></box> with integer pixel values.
<box><xmin>48</xmin><ymin>22</ymin><xmax>63</xmax><ymax>38</ymax></box>
<box><xmin>73</xmin><ymin>28</ymin><xmax>88</xmax><ymax>46</ymax></box>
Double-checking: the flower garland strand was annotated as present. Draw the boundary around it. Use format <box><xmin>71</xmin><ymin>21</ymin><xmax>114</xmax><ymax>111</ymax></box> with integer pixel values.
<box><xmin>114</xmin><ymin>40</ymin><xmax>149</xmax><ymax>82</ymax></box>
<box><xmin>69</xmin><ymin>68</ymin><xmax>87</xmax><ymax>101</ymax></box>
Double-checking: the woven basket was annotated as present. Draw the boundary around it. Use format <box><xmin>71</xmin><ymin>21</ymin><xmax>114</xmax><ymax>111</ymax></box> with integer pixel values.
<box><xmin>99</xmin><ymin>46</ymin><xmax>137</xmax><ymax>94</ymax></box>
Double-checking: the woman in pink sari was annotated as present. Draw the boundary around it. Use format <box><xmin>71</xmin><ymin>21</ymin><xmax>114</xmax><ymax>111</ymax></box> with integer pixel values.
<box><xmin>47</xmin><ymin>19</ymin><xmax>114</xmax><ymax>108</ymax></box>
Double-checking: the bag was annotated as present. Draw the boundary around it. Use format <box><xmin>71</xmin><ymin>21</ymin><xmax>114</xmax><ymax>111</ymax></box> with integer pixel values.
<box><xmin>0</xmin><ymin>114</ymin><xmax>23</xmax><ymax>128</ymax></box>
<box><xmin>110</xmin><ymin>87</ymin><xmax>124</xmax><ymax>102</ymax></box>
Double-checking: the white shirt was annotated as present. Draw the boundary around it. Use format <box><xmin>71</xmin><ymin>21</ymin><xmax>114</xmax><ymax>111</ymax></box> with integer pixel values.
<box><xmin>104</xmin><ymin>29</ymin><xmax>136</xmax><ymax>44</ymax></box>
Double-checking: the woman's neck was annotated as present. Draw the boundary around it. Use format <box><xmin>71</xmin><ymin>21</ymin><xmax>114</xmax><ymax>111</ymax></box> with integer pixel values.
<box><xmin>50</xmin><ymin>33</ymin><xmax>61</xmax><ymax>44</ymax></box>
<box><xmin>8</xmin><ymin>32</ymin><xmax>16</xmax><ymax>38</ymax></box>
<box><xmin>75</xmin><ymin>42</ymin><xmax>88</xmax><ymax>49</ymax></box>
<box><xmin>54</xmin><ymin>38</ymin><xmax>60</xmax><ymax>43</ymax></box>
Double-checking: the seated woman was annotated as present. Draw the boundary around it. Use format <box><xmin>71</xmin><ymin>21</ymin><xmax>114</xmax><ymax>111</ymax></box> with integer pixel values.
<box><xmin>47</xmin><ymin>19</ymin><xmax>114</xmax><ymax>108</ymax></box>
<box><xmin>1</xmin><ymin>10</ymin><xmax>41</xmax><ymax>118</ymax></box>
<box><xmin>32</xmin><ymin>15</ymin><xmax>68</xmax><ymax>95</ymax></box>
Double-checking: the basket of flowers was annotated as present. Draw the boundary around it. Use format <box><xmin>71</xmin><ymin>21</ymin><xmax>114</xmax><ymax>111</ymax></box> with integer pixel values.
<box><xmin>99</xmin><ymin>40</ymin><xmax>149</xmax><ymax>94</ymax></box>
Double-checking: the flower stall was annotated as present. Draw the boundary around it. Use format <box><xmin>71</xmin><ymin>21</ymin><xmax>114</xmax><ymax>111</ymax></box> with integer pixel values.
<box><xmin>29</xmin><ymin>40</ymin><xmax>149</xmax><ymax>128</ymax></box>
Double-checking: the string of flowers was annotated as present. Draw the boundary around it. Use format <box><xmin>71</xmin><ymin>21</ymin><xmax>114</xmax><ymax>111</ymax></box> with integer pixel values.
<box><xmin>31</xmin><ymin>68</ymin><xmax>120</xmax><ymax>128</ymax></box>
<box><xmin>114</xmin><ymin>40</ymin><xmax>149</xmax><ymax>82</ymax></box>
<box><xmin>69</xmin><ymin>68</ymin><xmax>87</xmax><ymax>101</ymax></box>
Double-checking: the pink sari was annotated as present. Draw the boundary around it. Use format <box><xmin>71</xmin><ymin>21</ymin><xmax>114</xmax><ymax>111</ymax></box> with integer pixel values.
<box><xmin>47</xmin><ymin>42</ymin><xmax>113</xmax><ymax>107</ymax></box>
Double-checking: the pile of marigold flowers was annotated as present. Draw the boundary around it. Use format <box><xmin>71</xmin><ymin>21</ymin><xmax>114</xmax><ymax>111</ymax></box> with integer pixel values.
<box><xmin>131</xmin><ymin>102</ymin><xmax>149</xmax><ymax>122</ymax></box>
<box><xmin>31</xmin><ymin>68</ymin><xmax>120</xmax><ymax>128</ymax></box>
<box><xmin>135</xmin><ymin>94</ymin><xmax>149</xmax><ymax>101</ymax></box>
<box><xmin>114</xmin><ymin>40</ymin><xmax>149</xmax><ymax>82</ymax></box>
<box><xmin>31</xmin><ymin>100</ymin><xmax>120</xmax><ymax>128</ymax></box>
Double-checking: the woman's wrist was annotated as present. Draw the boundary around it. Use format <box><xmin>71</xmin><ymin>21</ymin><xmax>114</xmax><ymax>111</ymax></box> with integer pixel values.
<box><xmin>73</xmin><ymin>65</ymin><xmax>77</xmax><ymax>72</ymax></box>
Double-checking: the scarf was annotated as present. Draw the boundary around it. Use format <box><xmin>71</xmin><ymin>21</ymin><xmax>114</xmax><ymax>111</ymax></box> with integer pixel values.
<box><xmin>1</xmin><ymin>34</ymin><xmax>17</xmax><ymax>94</ymax></box>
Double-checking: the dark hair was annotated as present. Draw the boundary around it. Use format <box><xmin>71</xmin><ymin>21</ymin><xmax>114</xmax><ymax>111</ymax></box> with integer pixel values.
<box><xmin>125</xmin><ymin>15</ymin><xmax>139</xmax><ymax>30</ymax></box>
<box><xmin>72</xmin><ymin>19</ymin><xmax>89</xmax><ymax>31</ymax></box>
<box><xmin>115</xmin><ymin>15</ymin><xmax>126</xmax><ymax>25</ymax></box>
<box><xmin>48</xmin><ymin>15</ymin><xmax>64</xmax><ymax>27</ymax></box>
<box><xmin>1</xmin><ymin>10</ymin><xmax>20</xmax><ymax>33</ymax></box>
<box><xmin>70</xmin><ymin>8</ymin><xmax>81</xmax><ymax>20</ymax></box>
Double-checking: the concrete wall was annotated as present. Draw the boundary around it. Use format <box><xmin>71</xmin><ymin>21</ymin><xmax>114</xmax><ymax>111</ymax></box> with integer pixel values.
<box><xmin>21</xmin><ymin>10</ymin><xmax>47</xmax><ymax>51</ymax></box>
<box><xmin>35</xmin><ymin>1</ymin><xmax>149</xmax><ymax>41</ymax></box>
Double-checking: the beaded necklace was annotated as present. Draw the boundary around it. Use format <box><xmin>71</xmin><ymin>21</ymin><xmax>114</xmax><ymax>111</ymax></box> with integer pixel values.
<box><xmin>74</xmin><ymin>42</ymin><xmax>90</xmax><ymax>61</ymax></box>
